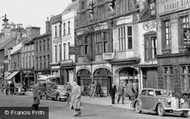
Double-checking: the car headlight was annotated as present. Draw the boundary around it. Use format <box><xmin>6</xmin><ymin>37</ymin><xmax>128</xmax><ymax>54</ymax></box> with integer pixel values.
<box><xmin>180</xmin><ymin>98</ymin><xmax>185</xmax><ymax>104</ymax></box>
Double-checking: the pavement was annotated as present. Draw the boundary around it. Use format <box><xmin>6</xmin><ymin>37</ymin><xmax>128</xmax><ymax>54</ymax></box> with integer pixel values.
<box><xmin>25</xmin><ymin>91</ymin><xmax>132</xmax><ymax>109</ymax></box>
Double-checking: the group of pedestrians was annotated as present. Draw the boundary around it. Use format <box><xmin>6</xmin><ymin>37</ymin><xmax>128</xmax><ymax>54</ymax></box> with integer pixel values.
<box><xmin>109</xmin><ymin>80</ymin><xmax>139</xmax><ymax>105</ymax></box>
<box><xmin>88</xmin><ymin>82</ymin><xmax>102</xmax><ymax>98</ymax></box>
<box><xmin>1</xmin><ymin>82</ymin><xmax>15</xmax><ymax>95</ymax></box>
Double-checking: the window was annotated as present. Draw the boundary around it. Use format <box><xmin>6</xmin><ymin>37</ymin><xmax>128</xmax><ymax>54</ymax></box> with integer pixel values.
<box><xmin>47</xmin><ymin>55</ymin><xmax>50</xmax><ymax>68</ymax></box>
<box><xmin>68</xmin><ymin>21</ymin><xmax>70</xmax><ymax>34</ymax></box>
<box><xmin>59</xmin><ymin>24</ymin><xmax>62</xmax><ymax>37</ymax></box>
<box><xmin>47</xmin><ymin>39</ymin><xmax>49</xmax><ymax>50</ymax></box>
<box><xmin>118</xmin><ymin>26</ymin><xmax>132</xmax><ymax>50</ymax></box>
<box><xmin>29</xmin><ymin>56</ymin><xmax>31</xmax><ymax>68</ymax></box>
<box><xmin>150</xmin><ymin>2</ymin><xmax>156</xmax><ymax>16</ymax></box>
<box><xmin>44</xmin><ymin>56</ymin><xmax>46</xmax><ymax>69</ymax></box>
<box><xmin>68</xmin><ymin>42</ymin><xmax>70</xmax><ymax>59</ymax></box>
<box><xmin>147</xmin><ymin>90</ymin><xmax>154</xmax><ymax>96</ymax></box>
<box><xmin>55</xmin><ymin>26</ymin><xmax>57</xmax><ymax>38</ymax></box>
<box><xmin>119</xmin><ymin>0</ymin><xmax>128</xmax><ymax>15</ymax></box>
<box><xmin>43</xmin><ymin>40</ymin><xmax>45</xmax><ymax>51</ymax></box>
<box><xmin>84</xmin><ymin>36</ymin><xmax>88</xmax><ymax>55</ymax></box>
<box><xmin>95</xmin><ymin>33</ymin><xmax>102</xmax><ymax>54</ymax></box>
<box><xmin>59</xmin><ymin>44</ymin><xmax>61</xmax><ymax>61</ymax></box>
<box><xmin>40</xmin><ymin>56</ymin><xmax>42</xmax><ymax>69</ymax></box>
<box><xmin>36</xmin><ymin>57</ymin><xmax>38</xmax><ymax>69</ymax></box>
<box><xmin>32</xmin><ymin>55</ymin><xmax>34</xmax><ymax>68</ymax></box>
<box><xmin>181</xmin><ymin>15</ymin><xmax>190</xmax><ymax>44</ymax></box>
<box><xmin>36</xmin><ymin>42</ymin><xmax>38</xmax><ymax>52</ymax></box>
<box><xmin>144</xmin><ymin>36</ymin><xmax>157</xmax><ymax>60</ymax></box>
<box><xmin>55</xmin><ymin>45</ymin><xmax>57</xmax><ymax>62</ymax></box>
<box><xmin>39</xmin><ymin>41</ymin><xmax>41</xmax><ymax>51</ymax></box>
<box><xmin>23</xmin><ymin>57</ymin><xmax>24</xmax><ymax>68</ymax></box>
<box><xmin>103</xmin><ymin>32</ymin><xmax>108</xmax><ymax>52</ymax></box>
<box><xmin>63</xmin><ymin>43</ymin><xmax>66</xmax><ymax>60</ymax></box>
<box><xmin>164</xmin><ymin>20</ymin><xmax>171</xmax><ymax>49</ymax></box>
<box><xmin>97</xmin><ymin>5</ymin><xmax>105</xmax><ymax>20</ymax></box>
<box><xmin>26</xmin><ymin>56</ymin><xmax>27</xmax><ymax>68</ymax></box>
<box><xmin>141</xmin><ymin>90</ymin><xmax>147</xmax><ymax>96</ymax></box>
<box><xmin>63</xmin><ymin>23</ymin><xmax>66</xmax><ymax>35</ymax></box>
<box><xmin>127</xmin><ymin>26</ymin><xmax>132</xmax><ymax>49</ymax></box>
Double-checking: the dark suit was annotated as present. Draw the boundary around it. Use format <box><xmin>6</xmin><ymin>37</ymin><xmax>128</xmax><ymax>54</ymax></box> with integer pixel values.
<box><xmin>109</xmin><ymin>85</ymin><xmax>117</xmax><ymax>104</ymax></box>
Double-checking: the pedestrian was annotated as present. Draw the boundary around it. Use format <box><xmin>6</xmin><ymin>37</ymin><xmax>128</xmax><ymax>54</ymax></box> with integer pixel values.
<box><xmin>96</xmin><ymin>82</ymin><xmax>102</xmax><ymax>97</ymax></box>
<box><xmin>126</xmin><ymin>80</ymin><xmax>134</xmax><ymax>100</ymax></box>
<box><xmin>117</xmin><ymin>82</ymin><xmax>125</xmax><ymax>104</ymax></box>
<box><xmin>66</xmin><ymin>82</ymin><xmax>72</xmax><ymax>105</ymax></box>
<box><xmin>133</xmin><ymin>79</ymin><xmax>139</xmax><ymax>99</ymax></box>
<box><xmin>5</xmin><ymin>82</ymin><xmax>9</xmax><ymax>95</ymax></box>
<box><xmin>10</xmin><ymin>82</ymin><xmax>15</xmax><ymax>95</ymax></box>
<box><xmin>109</xmin><ymin>82</ymin><xmax>117</xmax><ymax>104</ymax></box>
<box><xmin>70</xmin><ymin>81</ymin><xmax>82</xmax><ymax>116</ymax></box>
<box><xmin>32</xmin><ymin>82</ymin><xmax>40</xmax><ymax>110</ymax></box>
<box><xmin>89</xmin><ymin>82</ymin><xmax>96</xmax><ymax>98</ymax></box>
<box><xmin>1</xmin><ymin>82</ymin><xmax>4</xmax><ymax>93</ymax></box>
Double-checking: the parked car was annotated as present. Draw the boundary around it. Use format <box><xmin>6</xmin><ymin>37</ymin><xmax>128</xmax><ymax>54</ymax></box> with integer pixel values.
<box><xmin>46</xmin><ymin>85</ymin><xmax>67</xmax><ymax>101</ymax></box>
<box><xmin>131</xmin><ymin>88</ymin><xmax>190</xmax><ymax>118</ymax></box>
<box><xmin>14</xmin><ymin>83</ymin><xmax>25</xmax><ymax>95</ymax></box>
<box><xmin>38</xmin><ymin>82</ymin><xmax>56</xmax><ymax>99</ymax></box>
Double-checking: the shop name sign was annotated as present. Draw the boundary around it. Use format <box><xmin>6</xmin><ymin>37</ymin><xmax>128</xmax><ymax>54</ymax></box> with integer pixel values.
<box><xmin>158</xmin><ymin>0</ymin><xmax>190</xmax><ymax>15</ymax></box>
<box><xmin>69</xmin><ymin>46</ymin><xmax>80</xmax><ymax>55</ymax></box>
<box><xmin>94</xmin><ymin>23</ymin><xmax>108</xmax><ymax>31</ymax></box>
<box><xmin>103</xmin><ymin>52</ymin><xmax>115</xmax><ymax>60</ymax></box>
<box><xmin>116</xmin><ymin>15</ymin><xmax>132</xmax><ymax>25</ymax></box>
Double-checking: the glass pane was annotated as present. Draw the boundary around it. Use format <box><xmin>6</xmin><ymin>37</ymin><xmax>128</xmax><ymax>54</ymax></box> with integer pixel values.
<box><xmin>127</xmin><ymin>26</ymin><xmax>132</xmax><ymax>36</ymax></box>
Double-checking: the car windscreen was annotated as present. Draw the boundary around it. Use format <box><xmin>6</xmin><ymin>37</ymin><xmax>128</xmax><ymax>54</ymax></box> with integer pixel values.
<box><xmin>155</xmin><ymin>90</ymin><xmax>171</xmax><ymax>96</ymax></box>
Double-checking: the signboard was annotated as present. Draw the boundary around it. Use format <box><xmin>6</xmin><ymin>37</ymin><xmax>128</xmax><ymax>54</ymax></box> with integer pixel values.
<box><xmin>116</xmin><ymin>15</ymin><xmax>132</xmax><ymax>25</ymax></box>
<box><xmin>69</xmin><ymin>46</ymin><xmax>80</xmax><ymax>55</ymax></box>
<box><xmin>158</xmin><ymin>0</ymin><xmax>190</xmax><ymax>15</ymax></box>
<box><xmin>103</xmin><ymin>52</ymin><xmax>115</xmax><ymax>60</ymax></box>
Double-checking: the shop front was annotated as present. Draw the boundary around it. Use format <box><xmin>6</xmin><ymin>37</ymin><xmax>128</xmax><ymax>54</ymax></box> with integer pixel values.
<box><xmin>77</xmin><ymin>69</ymin><xmax>92</xmax><ymax>88</ymax></box>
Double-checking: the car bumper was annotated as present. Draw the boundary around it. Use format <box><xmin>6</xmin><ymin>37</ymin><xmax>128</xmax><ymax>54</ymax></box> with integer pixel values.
<box><xmin>165</xmin><ymin>108</ymin><xmax>190</xmax><ymax>114</ymax></box>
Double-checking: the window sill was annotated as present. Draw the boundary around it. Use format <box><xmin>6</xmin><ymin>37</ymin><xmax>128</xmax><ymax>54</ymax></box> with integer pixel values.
<box><xmin>117</xmin><ymin>49</ymin><xmax>133</xmax><ymax>52</ymax></box>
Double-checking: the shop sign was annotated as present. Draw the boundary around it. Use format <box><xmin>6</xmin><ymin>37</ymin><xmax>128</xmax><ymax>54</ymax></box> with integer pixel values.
<box><xmin>116</xmin><ymin>15</ymin><xmax>132</xmax><ymax>25</ymax></box>
<box><xmin>158</xmin><ymin>0</ymin><xmax>190</xmax><ymax>15</ymax></box>
<box><xmin>103</xmin><ymin>52</ymin><xmax>115</xmax><ymax>60</ymax></box>
<box><xmin>94</xmin><ymin>23</ymin><xmax>108</xmax><ymax>31</ymax></box>
<box><xmin>69</xmin><ymin>46</ymin><xmax>80</xmax><ymax>55</ymax></box>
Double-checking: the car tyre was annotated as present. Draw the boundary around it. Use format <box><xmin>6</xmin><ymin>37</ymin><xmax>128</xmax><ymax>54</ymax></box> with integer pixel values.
<box><xmin>181</xmin><ymin>111</ymin><xmax>188</xmax><ymax>118</ymax></box>
<box><xmin>157</xmin><ymin>104</ymin><xmax>165</xmax><ymax>116</ymax></box>
<box><xmin>135</xmin><ymin>101</ymin><xmax>142</xmax><ymax>113</ymax></box>
<box><xmin>56</xmin><ymin>94</ymin><xmax>60</xmax><ymax>101</ymax></box>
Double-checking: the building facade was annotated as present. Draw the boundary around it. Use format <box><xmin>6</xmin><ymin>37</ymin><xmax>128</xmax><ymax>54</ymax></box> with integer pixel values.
<box><xmin>60</xmin><ymin>1</ymin><xmax>78</xmax><ymax>84</ymax></box>
<box><xmin>34</xmin><ymin>20</ymin><xmax>52</xmax><ymax>83</ymax></box>
<box><xmin>137</xmin><ymin>0</ymin><xmax>158</xmax><ymax>89</ymax></box>
<box><xmin>157</xmin><ymin>0</ymin><xmax>190</xmax><ymax>93</ymax></box>
<box><xmin>21</xmin><ymin>39</ymin><xmax>35</xmax><ymax>87</ymax></box>
<box><xmin>75</xmin><ymin>0</ymin><xmax>139</xmax><ymax>95</ymax></box>
<box><xmin>50</xmin><ymin>14</ymin><xmax>62</xmax><ymax>83</ymax></box>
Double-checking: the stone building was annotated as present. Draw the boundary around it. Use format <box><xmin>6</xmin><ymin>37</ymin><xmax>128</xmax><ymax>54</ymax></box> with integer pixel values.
<box><xmin>75</xmin><ymin>0</ymin><xmax>139</xmax><ymax>95</ymax></box>
<box><xmin>157</xmin><ymin>0</ymin><xmax>190</xmax><ymax>93</ymax></box>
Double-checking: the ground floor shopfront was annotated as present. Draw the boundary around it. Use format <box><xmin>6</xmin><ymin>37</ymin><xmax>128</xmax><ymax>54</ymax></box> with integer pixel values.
<box><xmin>157</xmin><ymin>54</ymin><xmax>190</xmax><ymax>94</ymax></box>
<box><xmin>75</xmin><ymin>58</ymin><xmax>157</xmax><ymax>96</ymax></box>
<box><xmin>5</xmin><ymin>71</ymin><xmax>21</xmax><ymax>84</ymax></box>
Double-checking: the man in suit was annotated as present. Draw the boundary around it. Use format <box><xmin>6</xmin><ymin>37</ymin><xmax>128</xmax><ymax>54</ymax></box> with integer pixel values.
<box><xmin>109</xmin><ymin>82</ymin><xmax>117</xmax><ymax>104</ymax></box>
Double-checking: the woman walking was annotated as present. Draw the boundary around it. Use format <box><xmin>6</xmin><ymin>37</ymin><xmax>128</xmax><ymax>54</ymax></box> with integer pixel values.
<box><xmin>89</xmin><ymin>82</ymin><xmax>95</xmax><ymax>98</ymax></box>
<box><xmin>32</xmin><ymin>83</ymin><xmax>40</xmax><ymax>110</ymax></box>
<box><xmin>70</xmin><ymin>81</ymin><xmax>82</xmax><ymax>116</ymax></box>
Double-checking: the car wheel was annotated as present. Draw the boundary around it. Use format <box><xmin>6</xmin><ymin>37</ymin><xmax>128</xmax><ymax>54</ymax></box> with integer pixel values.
<box><xmin>135</xmin><ymin>101</ymin><xmax>142</xmax><ymax>113</ymax></box>
<box><xmin>157</xmin><ymin>104</ymin><xmax>165</xmax><ymax>116</ymax></box>
<box><xmin>181</xmin><ymin>111</ymin><xmax>188</xmax><ymax>118</ymax></box>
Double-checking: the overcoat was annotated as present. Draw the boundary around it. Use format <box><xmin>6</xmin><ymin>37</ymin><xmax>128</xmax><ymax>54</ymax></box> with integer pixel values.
<box><xmin>89</xmin><ymin>83</ymin><xmax>96</xmax><ymax>96</ymax></box>
<box><xmin>33</xmin><ymin>85</ymin><xmax>40</xmax><ymax>104</ymax></box>
<box><xmin>70</xmin><ymin>84</ymin><xmax>82</xmax><ymax>110</ymax></box>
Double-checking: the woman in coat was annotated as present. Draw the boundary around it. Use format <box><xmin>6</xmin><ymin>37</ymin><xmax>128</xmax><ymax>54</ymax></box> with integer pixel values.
<box><xmin>70</xmin><ymin>81</ymin><xmax>82</xmax><ymax>116</ymax></box>
<box><xmin>89</xmin><ymin>82</ymin><xmax>95</xmax><ymax>98</ymax></box>
<box><xmin>32</xmin><ymin>83</ymin><xmax>40</xmax><ymax>110</ymax></box>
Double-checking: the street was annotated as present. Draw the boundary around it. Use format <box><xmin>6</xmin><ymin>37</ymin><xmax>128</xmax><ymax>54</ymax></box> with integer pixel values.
<box><xmin>0</xmin><ymin>92</ymin><xmax>184</xmax><ymax>119</ymax></box>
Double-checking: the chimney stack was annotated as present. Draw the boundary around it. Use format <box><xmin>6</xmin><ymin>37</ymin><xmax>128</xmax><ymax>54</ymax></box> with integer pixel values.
<box><xmin>45</xmin><ymin>17</ymin><xmax>51</xmax><ymax>33</ymax></box>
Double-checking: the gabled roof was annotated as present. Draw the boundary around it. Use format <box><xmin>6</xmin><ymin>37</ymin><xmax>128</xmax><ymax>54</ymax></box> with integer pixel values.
<box><xmin>62</xmin><ymin>1</ymin><xmax>78</xmax><ymax>15</ymax></box>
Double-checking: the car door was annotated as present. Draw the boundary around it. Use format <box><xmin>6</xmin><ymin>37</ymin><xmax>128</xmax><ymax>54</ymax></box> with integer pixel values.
<box><xmin>139</xmin><ymin>89</ymin><xmax>148</xmax><ymax>109</ymax></box>
<box><xmin>145</xmin><ymin>90</ymin><xmax>155</xmax><ymax>110</ymax></box>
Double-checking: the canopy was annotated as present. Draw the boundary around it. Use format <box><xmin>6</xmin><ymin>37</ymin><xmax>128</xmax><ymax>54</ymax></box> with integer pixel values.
<box><xmin>6</xmin><ymin>71</ymin><xmax>19</xmax><ymax>80</ymax></box>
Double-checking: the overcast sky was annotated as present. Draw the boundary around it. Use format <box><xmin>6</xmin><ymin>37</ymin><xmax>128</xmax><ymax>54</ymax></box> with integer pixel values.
<box><xmin>0</xmin><ymin>0</ymin><xmax>71</xmax><ymax>34</ymax></box>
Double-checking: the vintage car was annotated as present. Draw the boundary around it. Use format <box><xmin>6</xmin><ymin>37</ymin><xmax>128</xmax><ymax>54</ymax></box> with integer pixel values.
<box><xmin>38</xmin><ymin>82</ymin><xmax>56</xmax><ymax>99</ymax></box>
<box><xmin>46</xmin><ymin>85</ymin><xmax>68</xmax><ymax>101</ymax></box>
<box><xmin>14</xmin><ymin>83</ymin><xmax>25</xmax><ymax>95</ymax></box>
<box><xmin>132</xmin><ymin>88</ymin><xmax>190</xmax><ymax>118</ymax></box>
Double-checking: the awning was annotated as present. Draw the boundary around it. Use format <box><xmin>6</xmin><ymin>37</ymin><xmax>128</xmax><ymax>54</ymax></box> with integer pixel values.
<box><xmin>6</xmin><ymin>71</ymin><xmax>19</xmax><ymax>80</ymax></box>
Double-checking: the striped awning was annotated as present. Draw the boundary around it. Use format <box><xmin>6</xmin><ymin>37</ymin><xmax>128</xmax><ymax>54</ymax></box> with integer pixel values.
<box><xmin>6</xmin><ymin>71</ymin><xmax>19</xmax><ymax>80</ymax></box>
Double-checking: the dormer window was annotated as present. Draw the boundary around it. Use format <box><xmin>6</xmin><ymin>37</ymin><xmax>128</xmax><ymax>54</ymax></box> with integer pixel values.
<box><xmin>150</xmin><ymin>2</ymin><xmax>156</xmax><ymax>16</ymax></box>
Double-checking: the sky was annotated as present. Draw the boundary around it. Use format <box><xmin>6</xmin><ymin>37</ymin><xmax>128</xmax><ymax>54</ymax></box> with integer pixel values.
<box><xmin>0</xmin><ymin>0</ymin><xmax>71</xmax><ymax>34</ymax></box>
